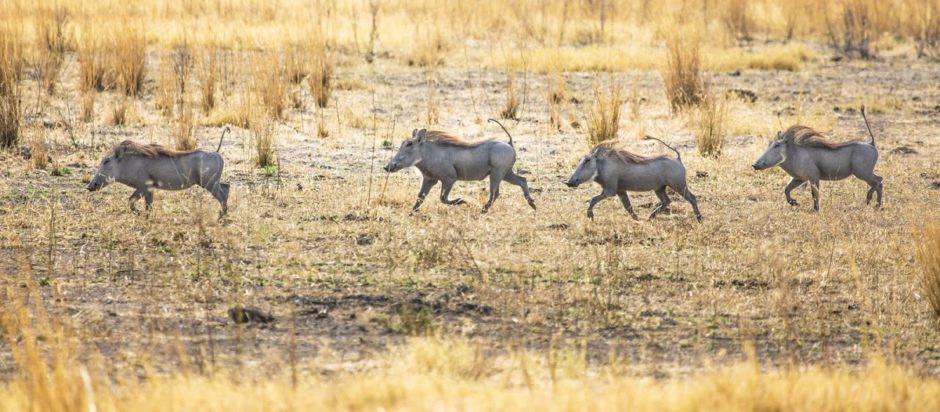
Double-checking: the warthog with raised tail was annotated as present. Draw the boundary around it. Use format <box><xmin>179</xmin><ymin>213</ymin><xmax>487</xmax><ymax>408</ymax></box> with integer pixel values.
<box><xmin>87</xmin><ymin>128</ymin><xmax>231</xmax><ymax>217</ymax></box>
<box><xmin>752</xmin><ymin>109</ymin><xmax>882</xmax><ymax>211</ymax></box>
<box><xmin>383</xmin><ymin>119</ymin><xmax>536</xmax><ymax>212</ymax></box>
<box><xmin>565</xmin><ymin>137</ymin><xmax>702</xmax><ymax>222</ymax></box>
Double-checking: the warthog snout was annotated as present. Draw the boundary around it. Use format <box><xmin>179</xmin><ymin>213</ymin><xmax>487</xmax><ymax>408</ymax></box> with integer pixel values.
<box><xmin>383</xmin><ymin>163</ymin><xmax>395</xmax><ymax>172</ymax></box>
<box><xmin>751</xmin><ymin>163</ymin><xmax>760</xmax><ymax>170</ymax></box>
<box><xmin>565</xmin><ymin>180</ymin><xmax>578</xmax><ymax>188</ymax></box>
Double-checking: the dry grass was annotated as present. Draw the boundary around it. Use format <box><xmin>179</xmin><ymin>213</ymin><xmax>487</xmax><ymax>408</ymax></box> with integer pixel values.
<box><xmin>584</xmin><ymin>81</ymin><xmax>621</xmax><ymax>146</ymax></box>
<box><xmin>692</xmin><ymin>90</ymin><xmax>729</xmax><ymax>158</ymax></box>
<box><xmin>915</xmin><ymin>218</ymin><xmax>940</xmax><ymax>323</ymax></box>
<box><xmin>252</xmin><ymin>115</ymin><xmax>275</xmax><ymax>167</ymax></box>
<box><xmin>80</xmin><ymin>91</ymin><xmax>95</xmax><ymax>123</ymax></box>
<box><xmin>174</xmin><ymin>103</ymin><xmax>197</xmax><ymax>151</ymax></box>
<box><xmin>197</xmin><ymin>45</ymin><xmax>218</xmax><ymax>114</ymax></box>
<box><xmin>28</xmin><ymin>128</ymin><xmax>48</xmax><ymax>169</ymax></box>
<box><xmin>547</xmin><ymin>71</ymin><xmax>568</xmax><ymax>130</ymax></box>
<box><xmin>77</xmin><ymin>25</ymin><xmax>108</xmax><ymax>93</ymax></box>
<box><xmin>255</xmin><ymin>51</ymin><xmax>287</xmax><ymax>119</ymax></box>
<box><xmin>106</xmin><ymin>99</ymin><xmax>129</xmax><ymax>126</ymax></box>
<box><xmin>307</xmin><ymin>40</ymin><xmax>333</xmax><ymax>109</ymax></box>
<box><xmin>662</xmin><ymin>33</ymin><xmax>703</xmax><ymax>112</ymax></box>
<box><xmin>112</xmin><ymin>21</ymin><xmax>147</xmax><ymax>97</ymax></box>
<box><xmin>499</xmin><ymin>70</ymin><xmax>520</xmax><ymax>120</ymax></box>
<box><xmin>0</xmin><ymin>22</ymin><xmax>23</xmax><ymax>148</ymax></box>
<box><xmin>172</xmin><ymin>44</ymin><xmax>193</xmax><ymax>110</ymax></box>
<box><xmin>156</xmin><ymin>50</ymin><xmax>176</xmax><ymax>117</ymax></box>
<box><xmin>33</xmin><ymin>7</ymin><xmax>68</xmax><ymax>95</ymax></box>
<box><xmin>425</xmin><ymin>67</ymin><xmax>439</xmax><ymax>125</ymax></box>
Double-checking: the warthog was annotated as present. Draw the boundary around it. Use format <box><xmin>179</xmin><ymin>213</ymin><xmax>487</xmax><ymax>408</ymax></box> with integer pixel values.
<box><xmin>87</xmin><ymin>128</ymin><xmax>231</xmax><ymax>217</ymax></box>
<box><xmin>752</xmin><ymin>109</ymin><xmax>882</xmax><ymax>211</ymax></box>
<box><xmin>565</xmin><ymin>137</ymin><xmax>702</xmax><ymax>222</ymax></box>
<box><xmin>383</xmin><ymin>119</ymin><xmax>536</xmax><ymax>212</ymax></box>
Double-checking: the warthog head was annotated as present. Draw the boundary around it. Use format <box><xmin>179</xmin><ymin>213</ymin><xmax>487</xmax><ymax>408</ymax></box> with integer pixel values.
<box><xmin>752</xmin><ymin>131</ymin><xmax>787</xmax><ymax>170</ymax></box>
<box><xmin>87</xmin><ymin>149</ymin><xmax>122</xmax><ymax>191</ymax></box>
<box><xmin>565</xmin><ymin>154</ymin><xmax>599</xmax><ymax>188</ymax></box>
<box><xmin>384</xmin><ymin>128</ymin><xmax>426</xmax><ymax>172</ymax></box>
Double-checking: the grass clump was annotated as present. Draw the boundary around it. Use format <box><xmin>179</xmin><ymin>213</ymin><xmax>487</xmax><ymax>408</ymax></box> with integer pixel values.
<box><xmin>584</xmin><ymin>81</ymin><xmax>621</xmax><ymax>146</ymax></box>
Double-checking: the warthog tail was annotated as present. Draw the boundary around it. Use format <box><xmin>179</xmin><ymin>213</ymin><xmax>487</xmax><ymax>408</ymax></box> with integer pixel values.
<box><xmin>861</xmin><ymin>105</ymin><xmax>876</xmax><ymax>149</ymax></box>
<box><xmin>487</xmin><ymin>118</ymin><xmax>514</xmax><ymax>147</ymax></box>
<box><xmin>217</xmin><ymin>126</ymin><xmax>231</xmax><ymax>152</ymax></box>
<box><xmin>644</xmin><ymin>135</ymin><xmax>682</xmax><ymax>164</ymax></box>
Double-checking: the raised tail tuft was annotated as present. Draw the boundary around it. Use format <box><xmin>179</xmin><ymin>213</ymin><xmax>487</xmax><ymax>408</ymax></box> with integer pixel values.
<box><xmin>644</xmin><ymin>135</ymin><xmax>682</xmax><ymax>163</ymax></box>
<box><xmin>216</xmin><ymin>126</ymin><xmax>231</xmax><ymax>153</ymax></box>
<box><xmin>488</xmin><ymin>118</ymin><xmax>514</xmax><ymax>147</ymax></box>
<box><xmin>860</xmin><ymin>105</ymin><xmax>876</xmax><ymax>149</ymax></box>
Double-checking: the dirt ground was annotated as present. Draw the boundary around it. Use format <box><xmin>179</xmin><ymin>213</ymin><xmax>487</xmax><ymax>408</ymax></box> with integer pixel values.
<box><xmin>1</xmin><ymin>46</ymin><xmax>939</xmax><ymax>379</ymax></box>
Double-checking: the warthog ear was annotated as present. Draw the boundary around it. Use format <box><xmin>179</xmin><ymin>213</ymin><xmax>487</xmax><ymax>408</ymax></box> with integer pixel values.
<box><xmin>416</xmin><ymin>128</ymin><xmax>428</xmax><ymax>141</ymax></box>
<box><xmin>412</xmin><ymin>128</ymin><xmax>418</xmax><ymax>138</ymax></box>
<box><xmin>776</xmin><ymin>131</ymin><xmax>783</xmax><ymax>140</ymax></box>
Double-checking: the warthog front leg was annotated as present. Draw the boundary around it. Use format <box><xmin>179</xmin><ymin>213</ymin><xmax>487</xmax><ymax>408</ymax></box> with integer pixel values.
<box><xmin>439</xmin><ymin>179</ymin><xmax>465</xmax><ymax>206</ymax></box>
<box><xmin>649</xmin><ymin>187</ymin><xmax>672</xmax><ymax>219</ymax></box>
<box><xmin>412</xmin><ymin>178</ymin><xmax>438</xmax><ymax>211</ymax></box>
<box><xmin>784</xmin><ymin>178</ymin><xmax>805</xmax><ymax>206</ymax></box>
<box><xmin>209</xmin><ymin>183</ymin><xmax>230</xmax><ymax>217</ymax></box>
<box><xmin>128</xmin><ymin>188</ymin><xmax>145</xmax><ymax>214</ymax></box>
<box><xmin>503</xmin><ymin>171</ymin><xmax>536</xmax><ymax>210</ymax></box>
<box><xmin>617</xmin><ymin>192</ymin><xmax>638</xmax><ymax>220</ymax></box>
<box><xmin>863</xmin><ymin>175</ymin><xmax>883</xmax><ymax>208</ymax></box>
<box><xmin>587</xmin><ymin>187</ymin><xmax>616</xmax><ymax>220</ymax></box>
<box><xmin>143</xmin><ymin>189</ymin><xmax>154</xmax><ymax>212</ymax></box>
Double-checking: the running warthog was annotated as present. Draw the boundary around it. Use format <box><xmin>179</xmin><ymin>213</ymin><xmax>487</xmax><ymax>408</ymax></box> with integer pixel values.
<box><xmin>752</xmin><ymin>110</ymin><xmax>882</xmax><ymax>211</ymax></box>
<box><xmin>565</xmin><ymin>137</ymin><xmax>702</xmax><ymax>222</ymax></box>
<box><xmin>383</xmin><ymin>119</ymin><xmax>536</xmax><ymax>212</ymax></box>
<box><xmin>87</xmin><ymin>128</ymin><xmax>231</xmax><ymax>217</ymax></box>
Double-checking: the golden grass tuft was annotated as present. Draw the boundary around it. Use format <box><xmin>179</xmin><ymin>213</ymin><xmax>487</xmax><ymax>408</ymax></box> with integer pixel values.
<box><xmin>254</xmin><ymin>51</ymin><xmax>287</xmax><ymax>119</ymax></box>
<box><xmin>915</xmin><ymin>218</ymin><xmax>940</xmax><ymax>323</ymax></box>
<box><xmin>80</xmin><ymin>91</ymin><xmax>95</xmax><ymax>123</ymax></box>
<box><xmin>307</xmin><ymin>40</ymin><xmax>333</xmax><ymax>109</ymax></box>
<box><xmin>662</xmin><ymin>33</ymin><xmax>703</xmax><ymax>112</ymax></box>
<box><xmin>34</xmin><ymin>7</ymin><xmax>69</xmax><ymax>95</ymax></box>
<box><xmin>29</xmin><ymin>128</ymin><xmax>48</xmax><ymax>170</ymax></box>
<box><xmin>499</xmin><ymin>70</ymin><xmax>520</xmax><ymax>120</ymax></box>
<box><xmin>252</xmin><ymin>115</ymin><xmax>276</xmax><ymax>167</ymax></box>
<box><xmin>584</xmin><ymin>81</ymin><xmax>621</xmax><ymax>146</ymax></box>
<box><xmin>0</xmin><ymin>22</ymin><xmax>23</xmax><ymax>148</ymax></box>
<box><xmin>174</xmin><ymin>103</ymin><xmax>197</xmax><ymax>151</ymax></box>
<box><xmin>547</xmin><ymin>70</ymin><xmax>568</xmax><ymax>131</ymax></box>
<box><xmin>112</xmin><ymin>21</ymin><xmax>147</xmax><ymax>97</ymax></box>
<box><xmin>106</xmin><ymin>98</ymin><xmax>129</xmax><ymax>126</ymax></box>
<box><xmin>77</xmin><ymin>25</ymin><xmax>108</xmax><ymax>93</ymax></box>
<box><xmin>693</xmin><ymin>90</ymin><xmax>729</xmax><ymax>158</ymax></box>
<box><xmin>156</xmin><ymin>50</ymin><xmax>176</xmax><ymax>117</ymax></box>
<box><xmin>197</xmin><ymin>45</ymin><xmax>218</xmax><ymax>114</ymax></box>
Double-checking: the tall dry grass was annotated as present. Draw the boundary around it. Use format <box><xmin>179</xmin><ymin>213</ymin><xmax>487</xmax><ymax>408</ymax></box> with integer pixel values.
<box><xmin>34</xmin><ymin>7</ymin><xmax>69</xmax><ymax>95</ymax></box>
<box><xmin>29</xmin><ymin>127</ymin><xmax>48</xmax><ymax>169</ymax></box>
<box><xmin>915</xmin><ymin>218</ymin><xmax>940</xmax><ymax>323</ymax></box>
<box><xmin>499</xmin><ymin>70</ymin><xmax>520</xmax><ymax>120</ymax></box>
<box><xmin>693</xmin><ymin>89</ymin><xmax>729</xmax><ymax>158</ymax></box>
<box><xmin>112</xmin><ymin>22</ymin><xmax>147</xmax><ymax>97</ymax></box>
<box><xmin>662</xmin><ymin>33</ymin><xmax>703</xmax><ymax>112</ymax></box>
<box><xmin>254</xmin><ymin>51</ymin><xmax>287</xmax><ymax>119</ymax></box>
<box><xmin>584</xmin><ymin>81</ymin><xmax>621</xmax><ymax>146</ymax></box>
<box><xmin>0</xmin><ymin>22</ymin><xmax>23</xmax><ymax>148</ymax></box>
<box><xmin>77</xmin><ymin>25</ymin><xmax>108</xmax><ymax>93</ymax></box>
<box><xmin>307</xmin><ymin>40</ymin><xmax>333</xmax><ymax>109</ymax></box>
<box><xmin>197</xmin><ymin>45</ymin><xmax>218</xmax><ymax>114</ymax></box>
<box><xmin>174</xmin><ymin>103</ymin><xmax>197</xmax><ymax>151</ymax></box>
<box><xmin>252</xmin><ymin>115</ymin><xmax>276</xmax><ymax>167</ymax></box>
<box><xmin>156</xmin><ymin>50</ymin><xmax>176</xmax><ymax>117</ymax></box>
<box><xmin>547</xmin><ymin>70</ymin><xmax>568</xmax><ymax>131</ymax></box>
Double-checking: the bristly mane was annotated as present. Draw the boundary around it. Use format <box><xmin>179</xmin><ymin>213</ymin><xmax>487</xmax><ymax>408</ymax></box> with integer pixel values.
<box><xmin>591</xmin><ymin>141</ymin><xmax>665</xmax><ymax>163</ymax></box>
<box><xmin>782</xmin><ymin>125</ymin><xmax>863</xmax><ymax>149</ymax></box>
<box><xmin>112</xmin><ymin>140</ymin><xmax>194</xmax><ymax>158</ymax></box>
<box><xmin>423</xmin><ymin>130</ymin><xmax>493</xmax><ymax>147</ymax></box>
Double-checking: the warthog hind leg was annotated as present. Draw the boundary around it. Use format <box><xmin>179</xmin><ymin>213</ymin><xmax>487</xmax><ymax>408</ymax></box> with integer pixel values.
<box><xmin>503</xmin><ymin>171</ymin><xmax>536</xmax><ymax>210</ymax></box>
<box><xmin>649</xmin><ymin>187</ymin><xmax>672</xmax><ymax>219</ymax></box>
<box><xmin>617</xmin><ymin>192</ymin><xmax>638</xmax><ymax>220</ymax></box>
<box><xmin>810</xmin><ymin>179</ymin><xmax>820</xmax><ymax>211</ymax></box>
<box><xmin>210</xmin><ymin>183</ymin><xmax>230</xmax><ymax>217</ymax></box>
<box><xmin>672</xmin><ymin>183</ymin><xmax>703</xmax><ymax>222</ymax></box>
<box><xmin>861</xmin><ymin>174</ymin><xmax>883</xmax><ymax>208</ymax></box>
<box><xmin>784</xmin><ymin>178</ymin><xmax>805</xmax><ymax>206</ymax></box>
<box><xmin>128</xmin><ymin>188</ymin><xmax>145</xmax><ymax>214</ymax></box>
<box><xmin>482</xmin><ymin>171</ymin><xmax>506</xmax><ymax>213</ymax></box>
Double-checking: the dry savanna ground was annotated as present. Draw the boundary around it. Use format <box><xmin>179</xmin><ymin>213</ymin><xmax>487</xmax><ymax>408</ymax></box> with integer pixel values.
<box><xmin>1</xmin><ymin>0</ymin><xmax>940</xmax><ymax>410</ymax></box>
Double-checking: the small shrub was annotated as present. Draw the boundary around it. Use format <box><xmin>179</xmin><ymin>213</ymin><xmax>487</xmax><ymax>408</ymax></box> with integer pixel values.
<box><xmin>824</xmin><ymin>0</ymin><xmax>876</xmax><ymax>59</ymax></box>
<box><xmin>662</xmin><ymin>33</ymin><xmax>703</xmax><ymax>112</ymax></box>
<box><xmin>584</xmin><ymin>82</ymin><xmax>621</xmax><ymax>146</ymax></box>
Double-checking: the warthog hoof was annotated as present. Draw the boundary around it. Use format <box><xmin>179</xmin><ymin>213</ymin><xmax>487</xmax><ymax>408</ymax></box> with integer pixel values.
<box><xmin>787</xmin><ymin>199</ymin><xmax>799</xmax><ymax>206</ymax></box>
<box><xmin>450</xmin><ymin>198</ymin><xmax>465</xmax><ymax>206</ymax></box>
<box><xmin>587</xmin><ymin>210</ymin><xmax>594</xmax><ymax>220</ymax></box>
<box><xmin>527</xmin><ymin>199</ymin><xmax>537</xmax><ymax>210</ymax></box>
